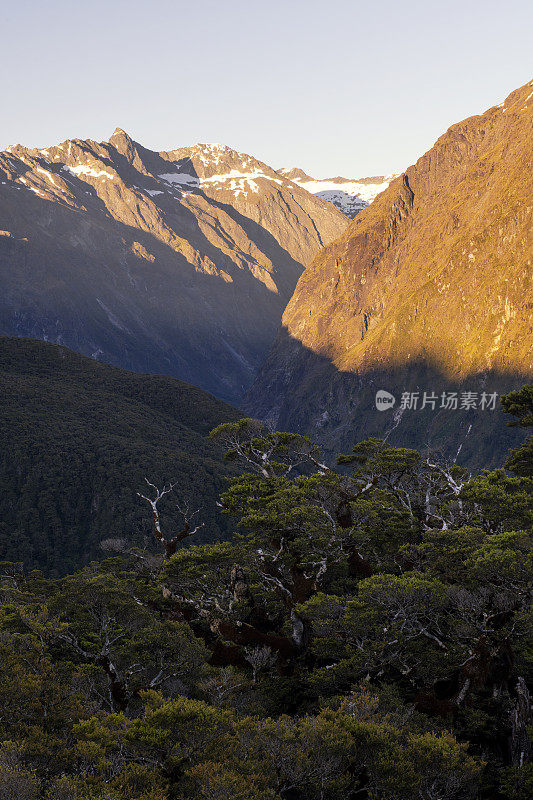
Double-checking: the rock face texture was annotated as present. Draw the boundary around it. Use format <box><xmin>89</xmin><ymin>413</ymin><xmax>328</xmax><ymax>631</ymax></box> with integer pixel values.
<box><xmin>277</xmin><ymin>168</ymin><xmax>398</xmax><ymax>217</ymax></box>
<box><xmin>245</xmin><ymin>81</ymin><xmax>533</xmax><ymax>467</ymax></box>
<box><xmin>0</xmin><ymin>133</ymin><xmax>347</xmax><ymax>404</ymax></box>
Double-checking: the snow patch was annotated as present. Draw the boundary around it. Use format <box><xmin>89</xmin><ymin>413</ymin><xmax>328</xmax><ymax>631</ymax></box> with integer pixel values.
<box><xmin>62</xmin><ymin>164</ymin><xmax>115</xmax><ymax>180</ymax></box>
<box><xmin>158</xmin><ymin>171</ymin><xmax>200</xmax><ymax>189</ymax></box>
<box><xmin>36</xmin><ymin>167</ymin><xmax>58</xmax><ymax>186</ymax></box>
<box><xmin>192</xmin><ymin>143</ymin><xmax>231</xmax><ymax>166</ymax></box>
<box><xmin>202</xmin><ymin>167</ymin><xmax>282</xmax><ymax>196</ymax></box>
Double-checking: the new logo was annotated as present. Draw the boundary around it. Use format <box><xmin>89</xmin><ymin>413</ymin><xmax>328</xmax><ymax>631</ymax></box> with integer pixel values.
<box><xmin>375</xmin><ymin>390</ymin><xmax>396</xmax><ymax>411</ymax></box>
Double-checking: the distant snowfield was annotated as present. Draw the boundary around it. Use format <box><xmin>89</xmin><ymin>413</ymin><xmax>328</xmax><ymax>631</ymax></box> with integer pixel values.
<box><xmin>313</xmin><ymin>189</ymin><xmax>367</xmax><ymax>217</ymax></box>
<box><xmin>292</xmin><ymin>176</ymin><xmax>395</xmax><ymax>201</ymax></box>
<box><xmin>286</xmin><ymin>174</ymin><xmax>398</xmax><ymax>216</ymax></box>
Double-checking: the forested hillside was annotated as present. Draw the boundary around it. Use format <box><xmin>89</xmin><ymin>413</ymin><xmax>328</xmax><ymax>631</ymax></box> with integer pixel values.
<box><xmin>0</xmin><ymin>386</ymin><xmax>531</xmax><ymax>799</ymax></box>
<box><xmin>0</xmin><ymin>337</ymin><xmax>239</xmax><ymax>574</ymax></box>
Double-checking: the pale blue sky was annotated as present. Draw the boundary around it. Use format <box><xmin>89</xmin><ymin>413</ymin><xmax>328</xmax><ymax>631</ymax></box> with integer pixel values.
<box><xmin>2</xmin><ymin>0</ymin><xmax>532</xmax><ymax>177</ymax></box>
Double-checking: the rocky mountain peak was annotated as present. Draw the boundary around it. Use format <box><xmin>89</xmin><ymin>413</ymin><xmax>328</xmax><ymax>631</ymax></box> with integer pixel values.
<box><xmin>278</xmin><ymin>167</ymin><xmax>314</xmax><ymax>182</ymax></box>
<box><xmin>108</xmin><ymin>127</ymin><xmax>135</xmax><ymax>153</ymax></box>
<box><xmin>107</xmin><ymin>127</ymin><xmax>152</xmax><ymax>174</ymax></box>
<box><xmin>159</xmin><ymin>142</ymin><xmax>295</xmax><ymax>201</ymax></box>
<box><xmin>0</xmin><ymin>129</ymin><xmax>348</xmax><ymax>404</ymax></box>
<box><xmin>110</xmin><ymin>126</ymin><xmax>130</xmax><ymax>139</ymax></box>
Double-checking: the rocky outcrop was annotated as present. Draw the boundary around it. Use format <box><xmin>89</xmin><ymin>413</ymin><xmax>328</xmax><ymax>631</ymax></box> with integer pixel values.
<box><xmin>0</xmin><ymin>133</ymin><xmax>347</xmax><ymax>404</ymax></box>
<box><xmin>245</xmin><ymin>81</ymin><xmax>533</xmax><ymax>467</ymax></box>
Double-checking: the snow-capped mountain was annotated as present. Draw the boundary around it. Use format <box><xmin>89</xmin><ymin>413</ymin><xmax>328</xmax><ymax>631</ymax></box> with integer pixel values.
<box><xmin>0</xmin><ymin>132</ymin><xmax>348</xmax><ymax>404</ymax></box>
<box><xmin>277</xmin><ymin>167</ymin><xmax>398</xmax><ymax>217</ymax></box>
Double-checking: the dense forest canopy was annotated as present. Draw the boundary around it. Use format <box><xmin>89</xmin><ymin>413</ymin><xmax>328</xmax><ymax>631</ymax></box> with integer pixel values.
<box><xmin>0</xmin><ymin>385</ymin><xmax>531</xmax><ymax>799</ymax></box>
<box><xmin>0</xmin><ymin>337</ymin><xmax>240</xmax><ymax>574</ymax></box>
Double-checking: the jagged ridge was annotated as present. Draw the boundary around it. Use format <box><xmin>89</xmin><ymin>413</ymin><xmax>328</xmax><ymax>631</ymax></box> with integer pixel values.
<box><xmin>0</xmin><ymin>132</ymin><xmax>348</xmax><ymax>404</ymax></box>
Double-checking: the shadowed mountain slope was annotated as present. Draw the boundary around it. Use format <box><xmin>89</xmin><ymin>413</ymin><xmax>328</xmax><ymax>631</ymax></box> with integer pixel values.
<box><xmin>0</xmin><ymin>133</ymin><xmax>347</xmax><ymax>404</ymax></box>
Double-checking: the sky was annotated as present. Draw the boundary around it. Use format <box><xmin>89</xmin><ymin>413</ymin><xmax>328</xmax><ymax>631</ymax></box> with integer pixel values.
<box><xmin>1</xmin><ymin>0</ymin><xmax>532</xmax><ymax>178</ymax></box>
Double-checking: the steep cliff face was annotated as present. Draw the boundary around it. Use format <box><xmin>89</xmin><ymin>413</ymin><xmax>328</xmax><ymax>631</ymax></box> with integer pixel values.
<box><xmin>245</xmin><ymin>81</ymin><xmax>533</xmax><ymax>466</ymax></box>
<box><xmin>0</xmin><ymin>133</ymin><xmax>347</xmax><ymax>404</ymax></box>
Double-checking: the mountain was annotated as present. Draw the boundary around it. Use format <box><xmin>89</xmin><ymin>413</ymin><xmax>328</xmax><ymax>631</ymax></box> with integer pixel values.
<box><xmin>277</xmin><ymin>168</ymin><xmax>397</xmax><ymax>217</ymax></box>
<box><xmin>245</xmin><ymin>81</ymin><xmax>533</xmax><ymax>468</ymax></box>
<box><xmin>0</xmin><ymin>133</ymin><xmax>347</xmax><ymax>405</ymax></box>
<box><xmin>0</xmin><ymin>336</ymin><xmax>241</xmax><ymax>575</ymax></box>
